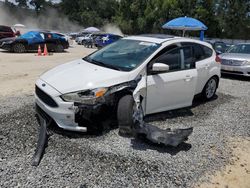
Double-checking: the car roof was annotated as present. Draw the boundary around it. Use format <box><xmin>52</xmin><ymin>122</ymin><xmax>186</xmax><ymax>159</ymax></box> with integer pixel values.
<box><xmin>124</xmin><ymin>35</ymin><xmax>213</xmax><ymax>48</ymax></box>
<box><xmin>124</xmin><ymin>34</ymin><xmax>176</xmax><ymax>44</ymax></box>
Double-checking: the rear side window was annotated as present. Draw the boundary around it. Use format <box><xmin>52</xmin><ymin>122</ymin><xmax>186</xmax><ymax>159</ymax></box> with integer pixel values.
<box><xmin>182</xmin><ymin>42</ymin><xmax>213</xmax><ymax>61</ymax></box>
<box><xmin>201</xmin><ymin>45</ymin><xmax>213</xmax><ymax>58</ymax></box>
<box><xmin>193</xmin><ymin>44</ymin><xmax>205</xmax><ymax>61</ymax></box>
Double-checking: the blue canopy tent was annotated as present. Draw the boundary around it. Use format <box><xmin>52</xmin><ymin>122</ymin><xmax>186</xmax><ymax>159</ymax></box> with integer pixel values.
<box><xmin>162</xmin><ymin>16</ymin><xmax>208</xmax><ymax>40</ymax></box>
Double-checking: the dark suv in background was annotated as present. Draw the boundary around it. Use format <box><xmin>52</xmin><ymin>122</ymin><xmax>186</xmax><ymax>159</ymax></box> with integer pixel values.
<box><xmin>0</xmin><ymin>25</ymin><xmax>19</xmax><ymax>39</ymax></box>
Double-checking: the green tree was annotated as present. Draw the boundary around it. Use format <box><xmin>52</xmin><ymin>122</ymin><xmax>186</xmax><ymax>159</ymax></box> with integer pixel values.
<box><xmin>217</xmin><ymin>0</ymin><xmax>250</xmax><ymax>39</ymax></box>
<box><xmin>30</xmin><ymin>0</ymin><xmax>47</xmax><ymax>14</ymax></box>
<box><xmin>16</xmin><ymin>0</ymin><xmax>28</xmax><ymax>8</ymax></box>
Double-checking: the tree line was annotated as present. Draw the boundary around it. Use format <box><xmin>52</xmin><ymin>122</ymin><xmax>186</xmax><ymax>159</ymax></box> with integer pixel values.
<box><xmin>3</xmin><ymin>0</ymin><xmax>250</xmax><ymax>39</ymax></box>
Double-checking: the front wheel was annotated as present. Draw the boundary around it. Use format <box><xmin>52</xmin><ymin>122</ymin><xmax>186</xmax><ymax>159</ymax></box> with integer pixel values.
<box><xmin>13</xmin><ymin>43</ymin><xmax>26</xmax><ymax>53</ymax></box>
<box><xmin>202</xmin><ymin>77</ymin><xmax>218</xmax><ymax>100</ymax></box>
<box><xmin>117</xmin><ymin>95</ymin><xmax>134</xmax><ymax>136</ymax></box>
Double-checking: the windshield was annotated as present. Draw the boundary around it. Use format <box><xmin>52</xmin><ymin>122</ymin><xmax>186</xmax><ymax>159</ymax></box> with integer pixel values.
<box><xmin>83</xmin><ymin>39</ymin><xmax>161</xmax><ymax>71</ymax></box>
<box><xmin>227</xmin><ymin>44</ymin><xmax>250</xmax><ymax>54</ymax></box>
<box><xmin>19</xmin><ymin>31</ymin><xmax>40</xmax><ymax>38</ymax></box>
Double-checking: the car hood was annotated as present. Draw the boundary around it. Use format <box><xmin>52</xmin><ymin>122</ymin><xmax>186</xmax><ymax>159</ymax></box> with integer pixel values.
<box><xmin>220</xmin><ymin>53</ymin><xmax>250</xmax><ymax>61</ymax></box>
<box><xmin>40</xmin><ymin>59</ymin><xmax>132</xmax><ymax>94</ymax></box>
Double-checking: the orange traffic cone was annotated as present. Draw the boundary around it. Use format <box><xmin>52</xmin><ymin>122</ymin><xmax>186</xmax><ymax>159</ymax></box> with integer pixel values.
<box><xmin>37</xmin><ymin>45</ymin><xmax>42</xmax><ymax>56</ymax></box>
<box><xmin>43</xmin><ymin>44</ymin><xmax>48</xmax><ymax>56</ymax></box>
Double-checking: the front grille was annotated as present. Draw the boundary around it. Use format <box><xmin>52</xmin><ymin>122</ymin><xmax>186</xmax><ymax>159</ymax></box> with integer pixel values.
<box><xmin>35</xmin><ymin>85</ymin><xmax>58</xmax><ymax>107</ymax></box>
<box><xmin>221</xmin><ymin>70</ymin><xmax>243</xmax><ymax>74</ymax></box>
<box><xmin>35</xmin><ymin>104</ymin><xmax>52</xmax><ymax>122</ymax></box>
<box><xmin>221</xmin><ymin>59</ymin><xmax>244</xmax><ymax>66</ymax></box>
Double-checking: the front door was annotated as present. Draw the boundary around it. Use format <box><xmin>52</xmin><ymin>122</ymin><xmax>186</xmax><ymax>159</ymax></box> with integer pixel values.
<box><xmin>146</xmin><ymin>46</ymin><xmax>198</xmax><ymax>115</ymax></box>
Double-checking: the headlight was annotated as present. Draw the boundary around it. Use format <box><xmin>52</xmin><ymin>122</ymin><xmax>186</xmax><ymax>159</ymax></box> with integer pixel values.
<box><xmin>61</xmin><ymin>88</ymin><xmax>108</xmax><ymax>105</ymax></box>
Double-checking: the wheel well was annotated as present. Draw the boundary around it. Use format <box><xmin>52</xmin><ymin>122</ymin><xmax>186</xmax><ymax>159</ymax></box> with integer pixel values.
<box><xmin>200</xmin><ymin>75</ymin><xmax>219</xmax><ymax>96</ymax></box>
<box><xmin>113</xmin><ymin>90</ymin><xmax>133</xmax><ymax>113</ymax></box>
<box><xmin>211</xmin><ymin>75</ymin><xmax>220</xmax><ymax>88</ymax></box>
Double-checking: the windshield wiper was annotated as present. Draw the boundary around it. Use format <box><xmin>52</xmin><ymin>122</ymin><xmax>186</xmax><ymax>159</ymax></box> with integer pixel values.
<box><xmin>83</xmin><ymin>57</ymin><xmax>123</xmax><ymax>71</ymax></box>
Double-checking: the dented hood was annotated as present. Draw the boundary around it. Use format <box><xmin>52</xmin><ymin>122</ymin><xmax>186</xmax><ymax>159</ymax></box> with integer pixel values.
<box><xmin>40</xmin><ymin>59</ymin><xmax>131</xmax><ymax>94</ymax></box>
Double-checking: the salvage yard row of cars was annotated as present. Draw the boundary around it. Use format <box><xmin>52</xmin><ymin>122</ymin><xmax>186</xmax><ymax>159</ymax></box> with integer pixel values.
<box><xmin>75</xmin><ymin>32</ymin><xmax>123</xmax><ymax>48</ymax></box>
<box><xmin>35</xmin><ymin>35</ymin><xmax>221</xmax><ymax>132</ymax></box>
<box><xmin>0</xmin><ymin>30</ymin><xmax>69</xmax><ymax>53</ymax></box>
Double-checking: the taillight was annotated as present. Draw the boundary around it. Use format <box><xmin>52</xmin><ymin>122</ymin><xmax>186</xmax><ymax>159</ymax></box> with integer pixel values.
<box><xmin>215</xmin><ymin>55</ymin><xmax>221</xmax><ymax>63</ymax></box>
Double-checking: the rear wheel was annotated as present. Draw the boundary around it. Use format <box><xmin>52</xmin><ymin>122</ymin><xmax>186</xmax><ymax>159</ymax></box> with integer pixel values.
<box><xmin>13</xmin><ymin>43</ymin><xmax>26</xmax><ymax>53</ymax></box>
<box><xmin>117</xmin><ymin>95</ymin><xmax>135</xmax><ymax>136</ymax></box>
<box><xmin>202</xmin><ymin>76</ymin><xmax>218</xmax><ymax>100</ymax></box>
<box><xmin>54</xmin><ymin>44</ymin><xmax>64</xmax><ymax>52</ymax></box>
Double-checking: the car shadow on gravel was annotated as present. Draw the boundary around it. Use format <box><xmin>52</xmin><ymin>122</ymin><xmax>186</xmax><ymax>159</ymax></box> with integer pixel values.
<box><xmin>130</xmin><ymin>137</ymin><xmax>192</xmax><ymax>155</ymax></box>
<box><xmin>144</xmin><ymin>95</ymin><xmax>218</xmax><ymax>123</ymax></box>
<box><xmin>47</xmin><ymin>119</ymin><xmax>117</xmax><ymax>139</ymax></box>
<box><xmin>145</xmin><ymin>93</ymin><xmax>234</xmax><ymax>123</ymax></box>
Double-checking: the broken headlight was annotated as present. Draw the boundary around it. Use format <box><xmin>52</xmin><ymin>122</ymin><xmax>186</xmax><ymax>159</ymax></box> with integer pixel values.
<box><xmin>61</xmin><ymin>88</ymin><xmax>108</xmax><ymax>105</ymax></box>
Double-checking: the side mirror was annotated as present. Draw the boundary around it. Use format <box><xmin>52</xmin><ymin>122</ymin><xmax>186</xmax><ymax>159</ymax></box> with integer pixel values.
<box><xmin>152</xmin><ymin>63</ymin><xmax>169</xmax><ymax>73</ymax></box>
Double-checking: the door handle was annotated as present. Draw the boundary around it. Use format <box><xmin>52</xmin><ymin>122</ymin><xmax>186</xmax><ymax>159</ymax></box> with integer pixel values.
<box><xmin>185</xmin><ymin>75</ymin><xmax>192</xmax><ymax>82</ymax></box>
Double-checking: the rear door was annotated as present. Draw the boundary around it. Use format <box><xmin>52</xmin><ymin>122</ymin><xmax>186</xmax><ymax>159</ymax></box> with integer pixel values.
<box><xmin>182</xmin><ymin>43</ymin><xmax>213</xmax><ymax>94</ymax></box>
<box><xmin>146</xmin><ymin>46</ymin><xmax>198</xmax><ymax>115</ymax></box>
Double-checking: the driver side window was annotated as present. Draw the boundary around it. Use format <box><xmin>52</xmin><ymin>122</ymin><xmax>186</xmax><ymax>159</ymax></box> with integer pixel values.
<box><xmin>148</xmin><ymin>46</ymin><xmax>195</xmax><ymax>74</ymax></box>
<box><xmin>156</xmin><ymin>48</ymin><xmax>182</xmax><ymax>71</ymax></box>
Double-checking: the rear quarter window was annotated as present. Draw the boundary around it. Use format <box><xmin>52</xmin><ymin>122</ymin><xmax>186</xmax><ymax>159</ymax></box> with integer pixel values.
<box><xmin>193</xmin><ymin>44</ymin><xmax>213</xmax><ymax>61</ymax></box>
<box><xmin>201</xmin><ymin>45</ymin><xmax>213</xmax><ymax>58</ymax></box>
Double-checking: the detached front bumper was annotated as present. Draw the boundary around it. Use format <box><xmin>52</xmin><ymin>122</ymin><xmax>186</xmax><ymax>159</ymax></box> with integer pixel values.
<box><xmin>35</xmin><ymin>79</ymin><xmax>87</xmax><ymax>132</ymax></box>
<box><xmin>221</xmin><ymin>64</ymin><xmax>250</xmax><ymax>77</ymax></box>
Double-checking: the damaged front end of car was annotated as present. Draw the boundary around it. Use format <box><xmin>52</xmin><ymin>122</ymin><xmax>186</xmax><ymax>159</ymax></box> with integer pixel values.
<box><xmin>32</xmin><ymin>74</ymin><xmax>193</xmax><ymax>166</ymax></box>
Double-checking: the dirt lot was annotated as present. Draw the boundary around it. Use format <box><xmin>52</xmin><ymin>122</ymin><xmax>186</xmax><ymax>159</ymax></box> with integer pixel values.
<box><xmin>0</xmin><ymin>45</ymin><xmax>95</xmax><ymax>96</ymax></box>
<box><xmin>0</xmin><ymin>45</ymin><xmax>249</xmax><ymax>188</ymax></box>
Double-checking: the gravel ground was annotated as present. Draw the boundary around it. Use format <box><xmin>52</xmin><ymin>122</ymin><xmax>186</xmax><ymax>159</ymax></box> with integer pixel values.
<box><xmin>0</xmin><ymin>76</ymin><xmax>249</xmax><ymax>188</ymax></box>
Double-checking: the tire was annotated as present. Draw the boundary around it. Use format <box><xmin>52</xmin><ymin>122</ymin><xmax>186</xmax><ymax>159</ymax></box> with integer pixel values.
<box><xmin>54</xmin><ymin>44</ymin><xmax>64</xmax><ymax>52</ymax></box>
<box><xmin>202</xmin><ymin>76</ymin><xmax>218</xmax><ymax>100</ymax></box>
<box><xmin>117</xmin><ymin>95</ymin><xmax>134</xmax><ymax>136</ymax></box>
<box><xmin>13</xmin><ymin>43</ymin><xmax>26</xmax><ymax>53</ymax></box>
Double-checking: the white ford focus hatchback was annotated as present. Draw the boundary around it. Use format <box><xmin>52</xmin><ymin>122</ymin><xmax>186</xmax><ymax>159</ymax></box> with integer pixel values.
<box><xmin>35</xmin><ymin>35</ymin><xmax>221</xmax><ymax>132</ymax></box>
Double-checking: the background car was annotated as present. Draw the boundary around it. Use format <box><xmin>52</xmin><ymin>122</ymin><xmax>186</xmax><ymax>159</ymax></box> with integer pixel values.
<box><xmin>76</xmin><ymin>33</ymin><xmax>92</xmax><ymax>45</ymax></box>
<box><xmin>94</xmin><ymin>34</ymin><xmax>122</xmax><ymax>48</ymax></box>
<box><xmin>54</xmin><ymin>32</ymin><xmax>74</xmax><ymax>46</ymax></box>
<box><xmin>0</xmin><ymin>31</ymin><xmax>69</xmax><ymax>53</ymax></box>
<box><xmin>206</xmin><ymin>41</ymin><xmax>231</xmax><ymax>55</ymax></box>
<box><xmin>220</xmin><ymin>43</ymin><xmax>250</xmax><ymax>77</ymax></box>
<box><xmin>0</xmin><ymin>25</ymin><xmax>20</xmax><ymax>39</ymax></box>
